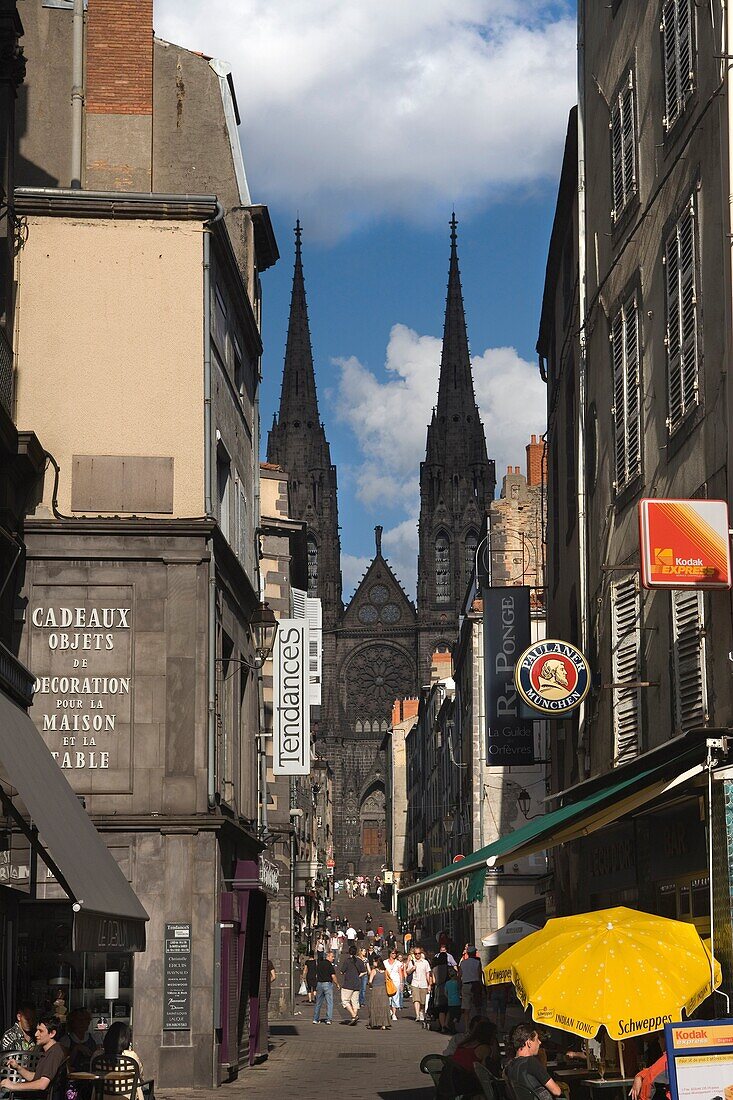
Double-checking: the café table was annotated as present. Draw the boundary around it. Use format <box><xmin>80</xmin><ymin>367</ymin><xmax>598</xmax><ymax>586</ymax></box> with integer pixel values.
<box><xmin>69</xmin><ymin>1070</ymin><xmax>133</xmax><ymax>1100</ymax></box>
<box><xmin>582</xmin><ymin>1077</ymin><xmax>634</xmax><ymax>1100</ymax></box>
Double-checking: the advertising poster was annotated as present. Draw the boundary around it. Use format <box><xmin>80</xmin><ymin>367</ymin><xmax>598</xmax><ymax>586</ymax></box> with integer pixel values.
<box><xmin>639</xmin><ymin>499</ymin><xmax>732</xmax><ymax>589</ymax></box>
<box><xmin>667</xmin><ymin>1020</ymin><xmax>733</xmax><ymax>1100</ymax></box>
<box><xmin>482</xmin><ymin>585</ymin><xmax>534</xmax><ymax>765</ymax></box>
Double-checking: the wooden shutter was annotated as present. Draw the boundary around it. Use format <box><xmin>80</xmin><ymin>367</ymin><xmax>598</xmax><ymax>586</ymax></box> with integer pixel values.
<box><xmin>662</xmin><ymin>0</ymin><xmax>694</xmax><ymax>131</ymax></box>
<box><xmin>611</xmin><ymin>575</ymin><xmax>641</xmax><ymax>763</ymax></box>
<box><xmin>611</xmin><ymin>72</ymin><xmax>637</xmax><ymax>221</ymax></box>
<box><xmin>291</xmin><ymin>586</ymin><xmax>307</xmax><ymax>618</ymax></box>
<box><xmin>671</xmin><ymin>589</ymin><xmax>708</xmax><ymax>730</ymax></box>
<box><xmin>611</xmin><ymin>293</ymin><xmax>641</xmax><ymax>492</ymax></box>
<box><xmin>666</xmin><ymin>195</ymin><xmax>699</xmax><ymax>433</ymax></box>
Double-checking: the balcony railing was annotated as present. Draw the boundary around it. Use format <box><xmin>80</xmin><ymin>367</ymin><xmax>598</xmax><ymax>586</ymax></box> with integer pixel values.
<box><xmin>0</xmin><ymin>326</ymin><xmax>12</xmax><ymax>418</ymax></box>
<box><xmin>0</xmin><ymin>642</ymin><xmax>34</xmax><ymax>709</ymax></box>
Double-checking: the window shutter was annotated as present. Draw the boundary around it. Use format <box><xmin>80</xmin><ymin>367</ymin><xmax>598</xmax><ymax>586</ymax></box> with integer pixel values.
<box><xmin>306</xmin><ymin>596</ymin><xmax>322</xmax><ymax>706</ymax></box>
<box><xmin>662</xmin><ymin>0</ymin><xmax>694</xmax><ymax>131</ymax></box>
<box><xmin>611</xmin><ymin>575</ymin><xmax>641</xmax><ymax>764</ymax></box>
<box><xmin>611</xmin><ymin>72</ymin><xmax>637</xmax><ymax>221</ymax></box>
<box><xmin>292</xmin><ymin>587</ymin><xmax>307</xmax><ymax>618</ymax></box>
<box><xmin>665</xmin><ymin>194</ymin><xmax>699</xmax><ymax>433</ymax></box>
<box><xmin>238</xmin><ymin>484</ymin><xmax>248</xmax><ymax>571</ymax></box>
<box><xmin>671</xmin><ymin>589</ymin><xmax>708</xmax><ymax>730</ymax></box>
<box><xmin>611</xmin><ymin>293</ymin><xmax>641</xmax><ymax>492</ymax></box>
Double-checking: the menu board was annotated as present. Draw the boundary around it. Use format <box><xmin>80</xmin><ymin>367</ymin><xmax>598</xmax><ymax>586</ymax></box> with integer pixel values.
<box><xmin>667</xmin><ymin>1020</ymin><xmax>733</xmax><ymax>1100</ymax></box>
<box><xmin>163</xmin><ymin>923</ymin><xmax>191</xmax><ymax>1030</ymax></box>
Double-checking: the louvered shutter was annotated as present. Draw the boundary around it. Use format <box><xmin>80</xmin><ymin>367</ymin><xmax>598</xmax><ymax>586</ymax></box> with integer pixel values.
<box><xmin>611</xmin><ymin>294</ymin><xmax>641</xmax><ymax>492</ymax></box>
<box><xmin>671</xmin><ymin>589</ymin><xmax>708</xmax><ymax>729</ymax></box>
<box><xmin>611</xmin><ymin>575</ymin><xmax>641</xmax><ymax>763</ymax></box>
<box><xmin>611</xmin><ymin>73</ymin><xmax>637</xmax><ymax>221</ymax></box>
<box><xmin>665</xmin><ymin>195</ymin><xmax>699</xmax><ymax>433</ymax></box>
<box><xmin>662</xmin><ymin>0</ymin><xmax>694</xmax><ymax>131</ymax></box>
<box><xmin>291</xmin><ymin>587</ymin><xmax>307</xmax><ymax>618</ymax></box>
<box><xmin>306</xmin><ymin>596</ymin><xmax>322</xmax><ymax>706</ymax></box>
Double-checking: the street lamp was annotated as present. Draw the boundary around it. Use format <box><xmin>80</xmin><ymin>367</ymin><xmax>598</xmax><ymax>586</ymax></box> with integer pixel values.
<box><xmin>443</xmin><ymin>809</ymin><xmax>455</xmax><ymax>834</ymax></box>
<box><xmin>249</xmin><ymin>602</ymin><xmax>278</xmax><ymax>666</ymax></box>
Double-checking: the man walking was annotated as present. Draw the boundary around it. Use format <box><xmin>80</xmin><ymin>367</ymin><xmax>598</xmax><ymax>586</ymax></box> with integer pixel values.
<box><xmin>313</xmin><ymin>950</ymin><xmax>339</xmax><ymax>1025</ymax></box>
<box><xmin>458</xmin><ymin>945</ymin><xmax>484</xmax><ymax>1030</ymax></box>
<box><xmin>339</xmin><ymin>946</ymin><xmax>366</xmax><ymax>1026</ymax></box>
<box><xmin>407</xmin><ymin>945</ymin><xmax>431</xmax><ymax>1022</ymax></box>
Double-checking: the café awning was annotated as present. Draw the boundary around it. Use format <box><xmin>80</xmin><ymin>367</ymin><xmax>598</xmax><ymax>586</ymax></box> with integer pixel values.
<box><xmin>0</xmin><ymin>692</ymin><xmax>149</xmax><ymax>951</ymax></box>
<box><xmin>398</xmin><ymin>732</ymin><xmax>710</xmax><ymax>921</ymax></box>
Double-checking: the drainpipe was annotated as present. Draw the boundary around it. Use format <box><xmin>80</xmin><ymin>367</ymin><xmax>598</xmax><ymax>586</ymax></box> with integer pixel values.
<box><xmin>576</xmin><ymin>0</ymin><xmax>591</xmax><ymax>777</ymax></box>
<box><xmin>70</xmin><ymin>0</ymin><xmax>84</xmax><ymax>188</ymax></box>
<box><xmin>204</xmin><ymin>203</ymin><xmax>224</xmax><ymax>809</ymax></box>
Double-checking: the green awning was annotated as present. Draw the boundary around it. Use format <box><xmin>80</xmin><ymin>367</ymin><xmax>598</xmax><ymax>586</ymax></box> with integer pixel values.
<box><xmin>397</xmin><ymin>743</ymin><xmax>706</xmax><ymax>922</ymax></box>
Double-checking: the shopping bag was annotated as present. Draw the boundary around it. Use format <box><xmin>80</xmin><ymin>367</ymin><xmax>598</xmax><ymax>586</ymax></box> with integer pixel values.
<box><xmin>298</xmin><ymin>980</ymin><xmax>308</xmax><ymax>995</ymax></box>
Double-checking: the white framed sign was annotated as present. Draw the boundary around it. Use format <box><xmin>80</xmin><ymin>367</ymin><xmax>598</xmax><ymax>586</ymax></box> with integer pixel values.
<box><xmin>272</xmin><ymin>619</ymin><xmax>310</xmax><ymax>775</ymax></box>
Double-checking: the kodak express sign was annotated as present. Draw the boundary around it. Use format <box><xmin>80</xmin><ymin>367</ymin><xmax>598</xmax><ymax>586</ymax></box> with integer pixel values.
<box><xmin>639</xmin><ymin>499</ymin><xmax>732</xmax><ymax>590</ymax></box>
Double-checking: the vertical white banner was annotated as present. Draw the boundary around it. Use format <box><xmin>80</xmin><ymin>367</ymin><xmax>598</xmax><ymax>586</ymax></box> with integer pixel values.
<box><xmin>272</xmin><ymin>618</ymin><xmax>311</xmax><ymax>775</ymax></box>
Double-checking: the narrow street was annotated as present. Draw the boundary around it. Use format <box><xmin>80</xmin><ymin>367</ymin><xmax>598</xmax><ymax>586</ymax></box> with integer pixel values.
<box><xmin>159</xmin><ymin>1007</ymin><xmax>448</xmax><ymax>1100</ymax></box>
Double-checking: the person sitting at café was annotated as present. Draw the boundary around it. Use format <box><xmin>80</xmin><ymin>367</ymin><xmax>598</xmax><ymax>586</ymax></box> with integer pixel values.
<box><xmin>1</xmin><ymin>1005</ymin><xmax>36</xmax><ymax>1052</ymax></box>
<box><xmin>61</xmin><ymin>1009</ymin><xmax>99</xmax><ymax>1071</ymax></box>
<box><xmin>506</xmin><ymin>1024</ymin><xmax>564</xmax><ymax>1100</ymax></box>
<box><xmin>102</xmin><ymin>1023</ymin><xmax>144</xmax><ymax>1100</ymax></box>
<box><xmin>0</xmin><ymin>1016</ymin><xmax>66</xmax><ymax>1093</ymax></box>
<box><xmin>450</xmin><ymin>1017</ymin><xmax>503</xmax><ymax>1081</ymax></box>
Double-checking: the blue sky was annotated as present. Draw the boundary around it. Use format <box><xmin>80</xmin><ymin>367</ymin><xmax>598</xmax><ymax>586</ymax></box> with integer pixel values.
<box><xmin>155</xmin><ymin>1</ymin><xmax>576</xmax><ymax>596</ymax></box>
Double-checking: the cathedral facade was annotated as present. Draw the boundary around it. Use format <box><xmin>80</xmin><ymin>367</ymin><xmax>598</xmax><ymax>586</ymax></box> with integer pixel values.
<box><xmin>267</xmin><ymin>218</ymin><xmax>495</xmax><ymax>876</ymax></box>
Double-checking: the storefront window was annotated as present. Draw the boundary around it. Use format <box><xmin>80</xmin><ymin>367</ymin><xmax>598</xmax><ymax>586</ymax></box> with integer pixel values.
<box><xmin>656</xmin><ymin>883</ymin><xmax>677</xmax><ymax>920</ymax></box>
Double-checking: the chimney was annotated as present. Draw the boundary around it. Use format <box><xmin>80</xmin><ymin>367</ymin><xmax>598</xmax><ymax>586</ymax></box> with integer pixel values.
<box><xmin>392</xmin><ymin>698</ymin><xmax>419</xmax><ymax>727</ymax></box>
<box><xmin>526</xmin><ymin>434</ymin><xmax>547</xmax><ymax>486</ymax></box>
<box><xmin>85</xmin><ymin>0</ymin><xmax>154</xmax><ymax>190</ymax></box>
<box><xmin>430</xmin><ymin>650</ymin><xmax>453</xmax><ymax>683</ymax></box>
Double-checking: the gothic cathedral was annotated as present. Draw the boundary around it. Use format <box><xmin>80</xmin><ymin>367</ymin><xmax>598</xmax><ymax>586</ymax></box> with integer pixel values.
<box><xmin>267</xmin><ymin>217</ymin><xmax>495</xmax><ymax>876</ymax></box>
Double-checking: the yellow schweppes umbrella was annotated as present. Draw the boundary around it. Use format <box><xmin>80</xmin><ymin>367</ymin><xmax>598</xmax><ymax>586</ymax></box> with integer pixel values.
<box><xmin>488</xmin><ymin>907</ymin><xmax>721</xmax><ymax>1041</ymax></box>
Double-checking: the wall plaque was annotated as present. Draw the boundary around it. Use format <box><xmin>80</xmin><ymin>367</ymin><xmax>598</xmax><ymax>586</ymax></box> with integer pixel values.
<box><xmin>163</xmin><ymin>922</ymin><xmax>191</xmax><ymax>1030</ymax></box>
<box><xmin>29</xmin><ymin>584</ymin><xmax>133</xmax><ymax>792</ymax></box>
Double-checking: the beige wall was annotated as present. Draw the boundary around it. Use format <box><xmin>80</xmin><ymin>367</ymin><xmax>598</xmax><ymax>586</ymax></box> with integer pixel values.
<box><xmin>15</xmin><ymin>216</ymin><xmax>206</xmax><ymax>517</ymax></box>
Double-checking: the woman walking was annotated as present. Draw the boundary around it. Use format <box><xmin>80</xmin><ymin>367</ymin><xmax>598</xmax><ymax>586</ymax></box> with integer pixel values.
<box><xmin>367</xmin><ymin>958</ymin><xmax>392</xmax><ymax>1030</ymax></box>
<box><xmin>302</xmin><ymin>951</ymin><xmax>318</xmax><ymax>1004</ymax></box>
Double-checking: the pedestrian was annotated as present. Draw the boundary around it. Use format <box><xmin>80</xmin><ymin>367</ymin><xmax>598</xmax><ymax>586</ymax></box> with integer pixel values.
<box><xmin>404</xmin><ymin>929</ymin><xmax>412</xmax><ymax>954</ymax></box>
<box><xmin>431</xmin><ymin>945</ymin><xmax>450</xmax><ymax>1033</ymax></box>
<box><xmin>377</xmin><ymin>923</ymin><xmax>384</xmax><ymax>939</ymax></box>
<box><xmin>339</xmin><ymin>946</ymin><xmax>366</xmax><ymax>1026</ymax></box>
<box><xmin>386</xmin><ymin>930</ymin><xmax>396</xmax><ymax>952</ymax></box>
<box><xmin>367</xmin><ymin>958</ymin><xmax>392</xmax><ymax>1030</ymax></box>
<box><xmin>315</xmin><ymin>932</ymin><xmax>326</xmax><ymax>958</ymax></box>
<box><xmin>445</xmin><ymin>966</ymin><xmax>461</xmax><ymax>1031</ymax></box>
<box><xmin>302</xmin><ymin>950</ymin><xmax>318</xmax><ymax>1003</ymax></box>
<box><xmin>345</xmin><ymin>922</ymin><xmax>357</xmax><ymax>943</ymax></box>
<box><xmin>329</xmin><ymin>931</ymin><xmax>340</xmax><ymax>958</ymax></box>
<box><xmin>458</xmin><ymin>945</ymin><xmax>485</xmax><ymax>1030</ymax></box>
<box><xmin>358</xmin><ymin>947</ymin><xmax>369</xmax><ymax>1007</ymax></box>
<box><xmin>384</xmin><ymin>949</ymin><xmax>403</xmax><ymax>1021</ymax></box>
<box><xmin>313</xmin><ymin>950</ymin><xmax>339</xmax><ymax>1025</ymax></box>
<box><xmin>407</xmin><ymin>945</ymin><xmax>431</xmax><ymax>1022</ymax></box>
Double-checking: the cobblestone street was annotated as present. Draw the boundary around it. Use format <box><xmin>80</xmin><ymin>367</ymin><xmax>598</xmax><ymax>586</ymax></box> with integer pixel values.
<box><xmin>159</xmin><ymin>1005</ymin><xmax>448</xmax><ymax>1100</ymax></box>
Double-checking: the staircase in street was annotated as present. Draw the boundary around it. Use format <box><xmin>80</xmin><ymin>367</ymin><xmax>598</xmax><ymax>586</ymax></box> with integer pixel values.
<box><xmin>331</xmin><ymin>891</ymin><xmax>401</xmax><ymax>939</ymax></box>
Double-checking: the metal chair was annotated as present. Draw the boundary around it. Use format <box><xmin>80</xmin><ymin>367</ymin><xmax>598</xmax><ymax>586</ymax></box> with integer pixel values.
<box><xmin>475</xmin><ymin>1064</ymin><xmax>502</xmax><ymax>1100</ymax></box>
<box><xmin>421</xmin><ymin>1055</ymin><xmax>448</xmax><ymax>1094</ymax></box>
<box><xmin>419</xmin><ymin>1053</ymin><xmax>476</xmax><ymax>1099</ymax></box>
<box><xmin>88</xmin><ymin>1055</ymin><xmax>139</xmax><ymax>1100</ymax></box>
<box><xmin>1</xmin><ymin>1054</ymin><xmax>67</xmax><ymax>1100</ymax></box>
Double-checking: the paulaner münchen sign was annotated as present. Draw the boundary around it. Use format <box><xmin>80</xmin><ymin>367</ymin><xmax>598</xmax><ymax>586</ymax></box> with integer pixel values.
<box><xmin>272</xmin><ymin>618</ymin><xmax>310</xmax><ymax>775</ymax></box>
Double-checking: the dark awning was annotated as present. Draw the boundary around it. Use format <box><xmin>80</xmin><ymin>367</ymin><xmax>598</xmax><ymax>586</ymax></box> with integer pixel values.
<box><xmin>0</xmin><ymin>692</ymin><xmax>148</xmax><ymax>951</ymax></box>
<box><xmin>398</xmin><ymin>734</ymin><xmax>710</xmax><ymax>921</ymax></box>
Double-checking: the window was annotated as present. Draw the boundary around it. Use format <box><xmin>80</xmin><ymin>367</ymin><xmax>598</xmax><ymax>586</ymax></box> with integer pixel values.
<box><xmin>662</xmin><ymin>0</ymin><xmax>694</xmax><ymax>132</ymax></box>
<box><xmin>233</xmin><ymin>335</ymin><xmax>244</xmax><ymax>401</ymax></box>
<box><xmin>611</xmin><ymin>574</ymin><xmax>641</xmax><ymax>763</ymax></box>
<box><xmin>217</xmin><ymin>447</ymin><xmax>231</xmax><ymax>543</ymax></box>
<box><xmin>213</xmin><ymin>284</ymin><xmax>229</xmax><ymax>362</ymax></box>
<box><xmin>236</xmin><ymin>480</ymin><xmax>249</xmax><ymax>573</ymax></box>
<box><xmin>671</xmin><ymin>589</ymin><xmax>708</xmax><ymax>730</ymax></box>
<box><xmin>435</xmin><ymin>534</ymin><xmax>450</xmax><ymax>603</ymax></box>
<box><xmin>611</xmin><ymin>71</ymin><xmax>637</xmax><ymax>221</ymax></box>
<box><xmin>611</xmin><ymin>291</ymin><xmax>642</xmax><ymax>493</ymax></box>
<box><xmin>464</xmin><ymin>531</ymin><xmax>478</xmax><ymax>584</ymax></box>
<box><xmin>307</xmin><ymin>536</ymin><xmax>318</xmax><ymax>597</ymax></box>
<box><xmin>665</xmin><ymin>194</ymin><xmax>700</xmax><ymax>433</ymax></box>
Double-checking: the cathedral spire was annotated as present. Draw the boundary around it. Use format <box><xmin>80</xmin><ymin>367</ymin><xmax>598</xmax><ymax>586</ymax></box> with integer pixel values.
<box><xmin>275</xmin><ymin>220</ymin><xmax>320</xmax><ymax>427</ymax></box>
<box><xmin>436</xmin><ymin>213</ymin><xmax>478</xmax><ymax>420</ymax></box>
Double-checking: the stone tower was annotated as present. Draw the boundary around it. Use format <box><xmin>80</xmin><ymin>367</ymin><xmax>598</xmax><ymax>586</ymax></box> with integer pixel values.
<box><xmin>417</xmin><ymin>215</ymin><xmax>496</xmax><ymax>678</ymax></box>
<box><xmin>267</xmin><ymin>222</ymin><xmax>342</xmax><ymax>627</ymax></box>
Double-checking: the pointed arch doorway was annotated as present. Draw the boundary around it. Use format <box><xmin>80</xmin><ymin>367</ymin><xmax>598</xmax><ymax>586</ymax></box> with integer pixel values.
<box><xmin>359</xmin><ymin>783</ymin><xmax>386</xmax><ymax>876</ymax></box>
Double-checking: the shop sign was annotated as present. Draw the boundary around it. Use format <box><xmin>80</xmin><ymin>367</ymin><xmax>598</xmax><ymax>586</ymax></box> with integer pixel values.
<box><xmin>515</xmin><ymin>639</ymin><xmax>590</xmax><ymax>716</ymax></box>
<box><xmin>163</xmin><ymin>923</ymin><xmax>191</xmax><ymax>1031</ymax></box>
<box><xmin>482</xmin><ymin>586</ymin><xmax>534</xmax><ymax>765</ymax></box>
<box><xmin>639</xmin><ymin>499</ymin><xmax>732</xmax><ymax>589</ymax></box>
<box><xmin>29</xmin><ymin>585</ymin><xmax>133</xmax><ymax>791</ymax></box>
<box><xmin>258</xmin><ymin>855</ymin><xmax>280</xmax><ymax>895</ymax></box>
<box><xmin>667</xmin><ymin>1019</ymin><xmax>733</xmax><ymax>1100</ymax></box>
<box><xmin>73</xmin><ymin>910</ymin><xmax>147</xmax><ymax>953</ymax></box>
<box><xmin>397</xmin><ymin>865</ymin><xmax>485</xmax><ymax>921</ymax></box>
<box><xmin>272</xmin><ymin>619</ymin><xmax>310</xmax><ymax>775</ymax></box>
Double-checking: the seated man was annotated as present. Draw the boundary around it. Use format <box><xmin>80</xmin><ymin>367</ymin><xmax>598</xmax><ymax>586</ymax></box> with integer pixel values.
<box><xmin>0</xmin><ymin>1016</ymin><xmax>66</xmax><ymax>1094</ymax></box>
<box><xmin>60</xmin><ymin>1009</ymin><xmax>98</xmax><ymax>1071</ymax></box>
<box><xmin>506</xmin><ymin>1024</ymin><xmax>563</xmax><ymax>1100</ymax></box>
<box><xmin>1</xmin><ymin>1005</ymin><xmax>36</xmax><ymax>1052</ymax></box>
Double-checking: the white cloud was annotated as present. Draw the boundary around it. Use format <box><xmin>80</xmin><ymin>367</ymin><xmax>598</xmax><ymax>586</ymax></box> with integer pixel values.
<box><xmin>341</xmin><ymin>553</ymin><xmax>371</xmax><ymax>601</ymax></box>
<box><xmin>332</xmin><ymin>323</ymin><xmax>546</xmax><ymax>595</ymax></box>
<box><xmin>154</xmin><ymin>1</ymin><xmax>575</xmax><ymax>237</ymax></box>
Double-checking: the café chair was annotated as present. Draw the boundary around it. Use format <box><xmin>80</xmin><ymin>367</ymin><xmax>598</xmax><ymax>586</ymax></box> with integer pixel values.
<box><xmin>1</xmin><ymin>1055</ymin><xmax>67</xmax><ymax>1100</ymax></box>
<box><xmin>475</xmin><ymin>1064</ymin><xmax>504</xmax><ymax>1100</ymax></box>
<box><xmin>88</xmin><ymin>1055</ymin><xmax>139</xmax><ymax>1100</ymax></box>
